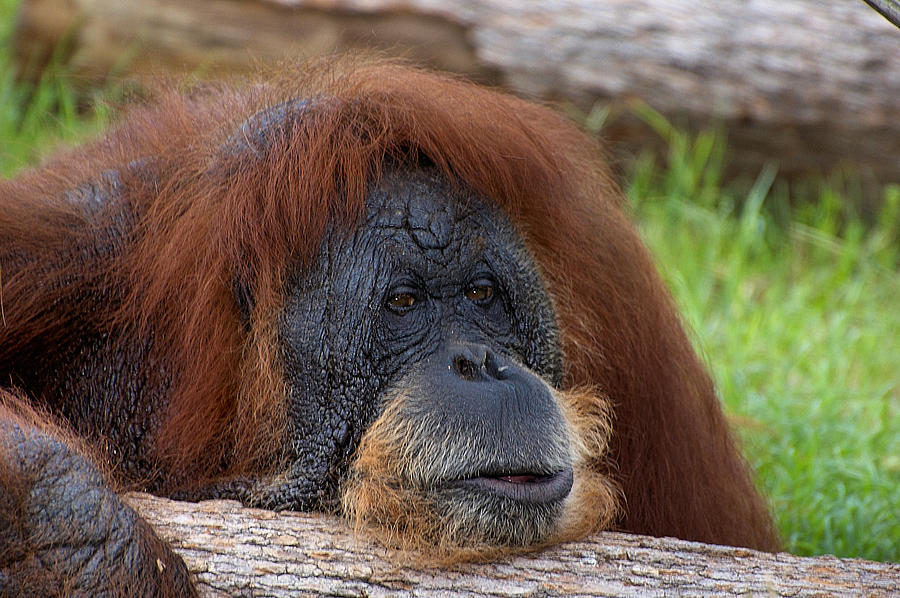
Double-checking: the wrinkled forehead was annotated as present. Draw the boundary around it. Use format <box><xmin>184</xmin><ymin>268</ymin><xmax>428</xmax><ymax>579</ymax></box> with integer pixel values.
<box><xmin>362</xmin><ymin>167</ymin><xmax>515</xmax><ymax>252</ymax></box>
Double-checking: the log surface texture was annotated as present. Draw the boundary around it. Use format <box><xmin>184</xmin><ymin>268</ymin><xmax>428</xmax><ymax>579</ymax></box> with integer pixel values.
<box><xmin>12</xmin><ymin>0</ymin><xmax>900</xmax><ymax>183</ymax></box>
<box><xmin>127</xmin><ymin>493</ymin><xmax>900</xmax><ymax>598</ymax></box>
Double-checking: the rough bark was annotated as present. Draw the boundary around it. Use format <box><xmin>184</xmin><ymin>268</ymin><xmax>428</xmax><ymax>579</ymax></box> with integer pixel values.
<box><xmin>11</xmin><ymin>0</ymin><xmax>900</xmax><ymax>184</ymax></box>
<box><xmin>126</xmin><ymin>493</ymin><xmax>900</xmax><ymax>597</ymax></box>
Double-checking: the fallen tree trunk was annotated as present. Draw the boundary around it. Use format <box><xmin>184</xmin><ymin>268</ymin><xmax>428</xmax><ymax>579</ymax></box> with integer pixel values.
<box><xmin>127</xmin><ymin>493</ymin><xmax>900</xmax><ymax>597</ymax></box>
<box><xmin>12</xmin><ymin>0</ymin><xmax>900</xmax><ymax>184</ymax></box>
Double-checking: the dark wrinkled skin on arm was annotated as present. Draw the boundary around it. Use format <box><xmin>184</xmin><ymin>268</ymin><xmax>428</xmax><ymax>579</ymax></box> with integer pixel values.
<box><xmin>0</xmin><ymin>416</ymin><xmax>196</xmax><ymax>597</ymax></box>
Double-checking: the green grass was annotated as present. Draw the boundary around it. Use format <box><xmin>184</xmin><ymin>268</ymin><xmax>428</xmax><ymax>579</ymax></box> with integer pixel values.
<box><xmin>627</xmin><ymin>105</ymin><xmax>899</xmax><ymax>563</ymax></box>
<box><xmin>2</xmin><ymin>0</ymin><xmax>898</xmax><ymax>564</ymax></box>
<box><xmin>0</xmin><ymin>0</ymin><xmax>113</xmax><ymax>175</ymax></box>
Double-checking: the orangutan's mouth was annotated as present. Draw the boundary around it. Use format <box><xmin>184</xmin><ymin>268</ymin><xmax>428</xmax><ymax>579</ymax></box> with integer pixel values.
<box><xmin>446</xmin><ymin>467</ymin><xmax>574</xmax><ymax>505</ymax></box>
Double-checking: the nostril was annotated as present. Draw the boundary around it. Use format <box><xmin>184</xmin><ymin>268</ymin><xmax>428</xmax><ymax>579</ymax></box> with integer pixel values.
<box><xmin>453</xmin><ymin>355</ymin><xmax>481</xmax><ymax>381</ymax></box>
<box><xmin>449</xmin><ymin>347</ymin><xmax>511</xmax><ymax>382</ymax></box>
<box><xmin>483</xmin><ymin>350</ymin><xmax>509</xmax><ymax>380</ymax></box>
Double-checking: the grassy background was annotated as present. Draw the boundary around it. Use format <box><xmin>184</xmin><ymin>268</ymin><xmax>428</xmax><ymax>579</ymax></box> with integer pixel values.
<box><xmin>624</xmin><ymin>107</ymin><xmax>899</xmax><ymax>562</ymax></box>
<box><xmin>2</xmin><ymin>0</ymin><xmax>898</xmax><ymax>563</ymax></box>
<box><xmin>0</xmin><ymin>0</ymin><xmax>116</xmax><ymax>175</ymax></box>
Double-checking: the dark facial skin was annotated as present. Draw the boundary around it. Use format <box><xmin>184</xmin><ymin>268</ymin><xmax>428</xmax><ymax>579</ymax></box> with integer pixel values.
<box><xmin>186</xmin><ymin>166</ymin><xmax>573</xmax><ymax>545</ymax></box>
<box><xmin>237</xmin><ymin>167</ymin><xmax>566</xmax><ymax>540</ymax></box>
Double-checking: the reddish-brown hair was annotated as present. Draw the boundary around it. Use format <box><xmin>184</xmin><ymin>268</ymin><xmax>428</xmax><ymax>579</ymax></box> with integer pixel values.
<box><xmin>0</xmin><ymin>55</ymin><xmax>778</xmax><ymax>550</ymax></box>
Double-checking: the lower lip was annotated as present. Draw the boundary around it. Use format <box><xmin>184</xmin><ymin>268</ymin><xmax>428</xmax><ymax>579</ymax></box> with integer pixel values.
<box><xmin>448</xmin><ymin>467</ymin><xmax>574</xmax><ymax>505</ymax></box>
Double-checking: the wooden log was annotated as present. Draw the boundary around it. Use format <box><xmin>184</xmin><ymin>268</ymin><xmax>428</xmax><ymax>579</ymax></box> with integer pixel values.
<box><xmin>11</xmin><ymin>0</ymin><xmax>900</xmax><ymax>184</ymax></box>
<box><xmin>127</xmin><ymin>493</ymin><xmax>900</xmax><ymax>597</ymax></box>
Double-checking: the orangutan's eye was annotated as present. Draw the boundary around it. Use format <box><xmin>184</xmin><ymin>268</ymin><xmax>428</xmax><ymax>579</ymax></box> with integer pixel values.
<box><xmin>465</xmin><ymin>280</ymin><xmax>495</xmax><ymax>306</ymax></box>
<box><xmin>385</xmin><ymin>287</ymin><xmax>420</xmax><ymax>314</ymax></box>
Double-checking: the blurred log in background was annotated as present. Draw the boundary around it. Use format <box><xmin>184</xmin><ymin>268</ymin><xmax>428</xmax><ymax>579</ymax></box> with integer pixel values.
<box><xmin>12</xmin><ymin>0</ymin><xmax>900</xmax><ymax>192</ymax></box>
